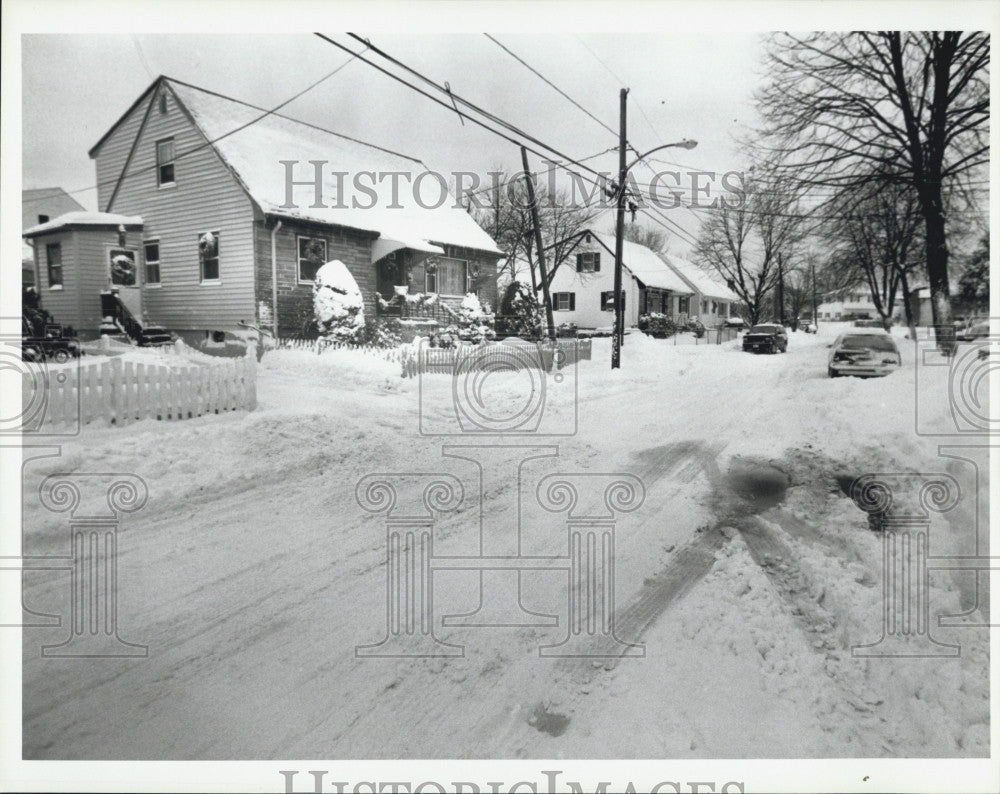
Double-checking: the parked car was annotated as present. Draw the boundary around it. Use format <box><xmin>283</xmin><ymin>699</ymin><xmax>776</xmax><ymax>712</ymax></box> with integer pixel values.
<box><xmin>21</xmin><ymin>320</ymin><xmax>80</xmax><ymax>364</ymax></box>
<box><xmin>827</xmin><ymin>330</ymin><xmax>901</xmax><ymax>378</ymax></box>
<box><xmin>803</xmin><ymin>322</ymin><xmax>817</xmax><ymax>334</ymax></box>
<box><xmin>743</xmin><ymin>323</ymin><xmax>788</xmax><ymax>354</ymax></box>
<box><xmin>723</xmin><ymin>317</ymin><xmax>746</xmax><ymax>329</ymax></box>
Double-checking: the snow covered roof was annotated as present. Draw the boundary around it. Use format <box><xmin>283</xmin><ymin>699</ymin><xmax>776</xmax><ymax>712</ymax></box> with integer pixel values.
<box><xmin>589</xmin><ymin>232</ymin><xmax>693</xmax><ymax>293</ymax></box>
<box><xmin>160</xmin><ymin>78</ymin><xmax>502</xmax><ymax>256</ymax></box>
<box><xmin>23</xmin><ymin>211</ymin><xmax>144</xmax><ymax>238</ymax></box>
<box><xmin>660</xmin><ymin>252</ymin><xmax>739</xmax><ymax>302</ymax></box>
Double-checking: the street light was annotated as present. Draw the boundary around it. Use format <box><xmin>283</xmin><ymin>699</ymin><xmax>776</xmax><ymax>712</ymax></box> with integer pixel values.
<box><xmin>611</xmin><ymin>116</ymin><xmax>698</xmax><ymax>368</ymax></box>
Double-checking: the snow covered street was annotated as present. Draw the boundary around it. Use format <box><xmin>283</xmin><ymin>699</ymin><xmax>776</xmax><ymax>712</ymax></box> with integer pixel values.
<box><xmin>20</xmin><ymin>324</ymin><xmax>990</xmax><ymax>759</ymax></box>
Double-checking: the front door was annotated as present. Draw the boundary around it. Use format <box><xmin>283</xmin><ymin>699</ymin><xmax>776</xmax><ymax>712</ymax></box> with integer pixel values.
<box><xmin>108</xmin><ymin>247</ymin><xmax>142</xmax><ymax>321</ymax></box>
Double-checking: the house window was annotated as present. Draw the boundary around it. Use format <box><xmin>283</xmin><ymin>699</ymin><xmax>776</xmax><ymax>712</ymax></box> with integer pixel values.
<box><xmin>600</xmin><ymin>291</ymin><xmax>625</xmax><ymax>311</ymax></box>
<box><xmin>159</xmin><ymin>92</ymin><xmax>168</xmax><ymax>114</ymax></box>
<box><xmin>46</xmin><ymin>243</ymin><xmax>63</xmax><ymax>288</ymax></box>
<box><xmin>37</xmin><ymin>214</ymin><xmax>49</xmax><ymax>224</ymax></box>
<box><xmin>425</xmin><ymin>256</ymin><xmax>468</xmax><ymax>295</ymax></box>
<box><xmin>156</xmin><ymin>138</ymin><xmax>176</xmax><ymax>186</ymax></box>
<box><xmin>144</xmin><ymin>241</ymin><xmax>161</xmax><ymax>285</ymax></box>
<box><xmin>711</xmin><ymin>301</ymin><xmax>718</xmax><ymax>314</ymax></box>
<box><xmin>425</xmin><ymin>267</ymin><xmax>437</xmax><ymax>294</ymax></box>
<box><xmin>297</xmin><ymin>236</ymin><xmax>327</xmax><ymax>283</ymax></box>
<box><xmin>678</xmin><ymin>296</ymin><xmax>690</xmax><ymax>314</ymax></box>
<box><xmin>661</xmin><ymin>293</ymin><xmax>670</xmax><ymax>314</ymax></box>
<box><xmin>198</xmin><ymin>231</ymin><xmax>220</xmax><ymax>282</ymax></box>
<box><xmin>553</xmin><ymin>292</ymin><xmax>576</xmax><ymax>311</ymax></box>
<box><xmin>576</xmin><ymin>252</ymin><xmax>600</xmax><ymax>273</ymax></box>
<box><xmin>109</xmin><ymin>248</ymin><xmax>137</xmax><ymax>286</ymax></box>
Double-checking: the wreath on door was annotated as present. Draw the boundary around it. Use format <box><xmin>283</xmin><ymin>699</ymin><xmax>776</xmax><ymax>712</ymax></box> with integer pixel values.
<box><xmin>110</xmin><ymin>251</ymin><xmax>136</xmax><ymax>286</ymax></box>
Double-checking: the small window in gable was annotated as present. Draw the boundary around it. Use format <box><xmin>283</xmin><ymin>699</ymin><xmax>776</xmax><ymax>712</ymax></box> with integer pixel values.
<box><xmin>159</xmin><ymin>92</ymin><xmax>168</xmax><ymax>114</ymax></box>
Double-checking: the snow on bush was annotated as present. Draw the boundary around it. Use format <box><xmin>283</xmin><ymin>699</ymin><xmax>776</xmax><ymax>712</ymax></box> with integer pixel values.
<box><xmin>496</xmin><ymin>280</ymin><xmax>542</xmax><ymax>339</ymax></box>
<box><xmin>430</xmin><ymin>293</ymin><xmax>496</xmax><ymax>347</ymax></box>
<box><xmin>313</xmin><ymin>260</ymin><xmax>365</xmax><ymax>342</ymax></box>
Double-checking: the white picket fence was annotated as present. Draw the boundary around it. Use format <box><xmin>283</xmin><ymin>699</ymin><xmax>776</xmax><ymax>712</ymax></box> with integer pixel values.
<box><xmin>27</xmin><ymin>352</ymin><xmax>257</xmax><ymax>429</ymax></box>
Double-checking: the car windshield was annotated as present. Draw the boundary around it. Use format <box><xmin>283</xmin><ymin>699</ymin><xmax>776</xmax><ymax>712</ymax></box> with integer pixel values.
<box><xmin>839</xmin><ymin>334</ymin><xmax>897</xmax><ymax>352</ymax></box>
<box><xmin>750</xmin><ymin>325</ymin><xmax>779</xmax><ymax>334</ymax></box>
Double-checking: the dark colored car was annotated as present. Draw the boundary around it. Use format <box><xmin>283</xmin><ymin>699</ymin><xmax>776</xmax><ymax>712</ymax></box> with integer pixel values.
<box><xmin>743</xmin><ymin>323</ymin><xmax>788</xmax><ymax>354</ymax></box>
<box><xmin>21</xmin><ymin>320</ymin><xmax>80</xmax><ymax>364</ymax></box>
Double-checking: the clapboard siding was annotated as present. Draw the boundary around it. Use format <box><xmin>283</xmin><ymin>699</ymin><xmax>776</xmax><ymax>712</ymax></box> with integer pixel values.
<box><xmin>94</xmin><ymin>92</ymin><xmax>153</xmax><ymax>213</ymax></box>
<box><xmin>96</xmin><ymin>82</ymin><xmax>256</xmax><ymax>332</ymax></box>
<box><xmin>33</xmin><ymin>231</ymin><xmax>79</xmax><ymax>329</ymax></box>
<box><xmin>75</xmin><ymin>228</ymin><xmax>146</xmax><ymax>330</ymax></box>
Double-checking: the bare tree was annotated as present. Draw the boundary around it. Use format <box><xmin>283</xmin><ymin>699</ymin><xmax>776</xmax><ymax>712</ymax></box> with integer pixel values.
<box><xmin>695</xmin><ymin>176</ymin><xmax>805</xmax><ymax>326</ymax></box>
<box><xmin>757</xmin><ymin>32</ymin><xmax>990</xmax><ymax>344</ymax></box>
<box><xmin>620</xmin><ymin>222</ymin><xmax>670</xmax><ymax>254</ymax></box>
<box><xmin>821</xmin><ymin>179</ymin><xmax>924</xmax><ymax>331</ymax></box>
<box><xmin>474</xmin><ymin>171</ymin><xmax>601</xmax><ymax>311</ymax></box>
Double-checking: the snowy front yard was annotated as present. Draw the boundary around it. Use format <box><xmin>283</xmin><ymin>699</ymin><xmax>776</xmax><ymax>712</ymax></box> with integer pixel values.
<box><xmin>21</xmin><ymin>324</ymin><xmax>989</xmax><ymax>758</ymax></box>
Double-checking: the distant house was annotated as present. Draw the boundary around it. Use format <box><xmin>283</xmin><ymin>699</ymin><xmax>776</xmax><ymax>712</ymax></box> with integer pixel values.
<box><xmin>816</xmin><ymin>287</ymin><xmax>905</xmax><ymax>323</ymax></box>
<box><xmin>658</xmin><ymin>252</ymin><xmax>739</xmax><ymax>326</ymax></box>
<box><xmin>22</xmin><ymin>188</ymin><xmax>85</xmax><ymax>287</ymax></box>
<box><xmin>23</xmin><ymin>75</ymin><xmax>502</xmax><ymax>342</ymax></box>
<box><xmin>546</xmin><ymin>230</ymin><xmax>693</xmax><ymax>329</ymax></box>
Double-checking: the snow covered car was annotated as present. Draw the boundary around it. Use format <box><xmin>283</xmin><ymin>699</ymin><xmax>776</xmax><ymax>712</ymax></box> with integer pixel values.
<box><xmin>742</xmin><ymin>323</ymin><xmax>788</xmax><ymax>353</ymax></box>
<box><xmin>827</xmin><ymin>330</ymin><xmax>901</xmax><ymax>378</ymax></box>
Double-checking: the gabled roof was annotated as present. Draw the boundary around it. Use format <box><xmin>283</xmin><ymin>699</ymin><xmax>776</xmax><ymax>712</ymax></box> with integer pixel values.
<box><xmin>22</xmin><ymin>188</ymin><xmax>85</xmax><ymax>230</ymax></box>
<box><xmin>91</xmin><ymin>76</ymin><xmax>502</xmax><ymax>256</ymax></box>
<box><xmin>23</xmin><ymin>211</ymin><xmax>144</xmax><ymax>238</ymax></box>
<box><xmin>588</xmin><ymin>232</ymin><xmax>693</xmax><ymax>293</ymax></box>
<box><xmin>660</xmin><ymin>252</ymin><xmax>739</xmax><ymax>302</ymax></box>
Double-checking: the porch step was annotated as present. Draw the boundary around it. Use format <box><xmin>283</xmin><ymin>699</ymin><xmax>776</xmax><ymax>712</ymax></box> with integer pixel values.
<box><xmin>138</xmin><ymin>326</ymin><xmax>172</xmax><ymax>346</ymax></box>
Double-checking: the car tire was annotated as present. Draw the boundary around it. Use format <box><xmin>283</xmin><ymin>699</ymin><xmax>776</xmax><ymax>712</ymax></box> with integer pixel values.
<box><xmin>828</xmin><ymin>366</ymin><xmax>838</xmax><ymax>378</ymax></box>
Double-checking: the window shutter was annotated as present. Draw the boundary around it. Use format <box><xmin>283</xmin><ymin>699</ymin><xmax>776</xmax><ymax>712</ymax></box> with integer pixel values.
<box><xmin>593</xmin><ymin>253</ymin><xmax>600</xmax><ymax>272</ymax></box>
<box><xmin>576</xmin><ymin>254</ymin><xmax>583</xmax><ymax>272</ymax></box>
<box><xmin>569</xmin><ymin>293</ymin><xmax>576</xmax><ymax>311</ymax></box>
<box><xmin>600</xmin><ymin>292</ymin><xmax>607</xmax><ymax>311</ymax></box>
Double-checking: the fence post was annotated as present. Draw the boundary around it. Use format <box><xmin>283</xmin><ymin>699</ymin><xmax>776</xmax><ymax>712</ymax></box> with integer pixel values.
<box><xmin>246</xmin><ymin>342</ymin><xmax>258</xmax><ymax>410</ymax></box>
<box><xmin>107</xmin><ymin>358</ymin><xmax>121</xmax><ymax>425</ymax></box>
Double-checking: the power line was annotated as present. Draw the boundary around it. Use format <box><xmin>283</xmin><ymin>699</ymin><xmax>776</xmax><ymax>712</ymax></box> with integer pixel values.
<box><xmin>29</xmin><ymin>50</ymin><xmax>370</xmax><ymax>205</ymax></box>
<box><xmin>337</xmin><ymin>33</ymin><xmax>607</xmax><ymax>181</ymax></box>
<box><xmin>483</xmin><ymin>34</ymin><xmax>618</xmax><ymax>139</ymax></box>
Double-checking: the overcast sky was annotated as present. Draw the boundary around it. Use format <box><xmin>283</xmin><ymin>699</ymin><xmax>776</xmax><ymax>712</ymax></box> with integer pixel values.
<box><xmin>22</xmin><ymin>33</ymin><xmax>765</xmax><ymax>254</ymax></box>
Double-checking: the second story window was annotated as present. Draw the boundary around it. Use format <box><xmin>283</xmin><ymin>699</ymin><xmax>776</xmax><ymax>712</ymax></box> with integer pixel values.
<box><xmin>156</xmin><ymin>138</ymin><xmax>176</xmax><ymax>187</ymax></box>
<box><xmin>46</xmin><ymin>243</ymin><xmax>63</xmax><ymax>288</ymax></box>
<box><xmin>576</xmin><ymin>252</ymin><xmax>600</xmax><ymax>273</ymax></box>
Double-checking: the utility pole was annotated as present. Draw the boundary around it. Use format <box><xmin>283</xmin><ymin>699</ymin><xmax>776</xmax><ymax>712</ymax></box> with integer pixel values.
<box><xmin>776</xmin><ymin>254</ymin><xmax>785</xmax><ymax>325</ymax></box>
<box><xmin>521</xmin><ymin>146</ymin><xmax>556</xmax><ymax>340</ymax></box>
<box><xmin>612</xmin><ymin>87</ymin><xmax>628</xmax><ymax>369</ymax></box>
<box><xmin>811</xmin><ymin>261</ymin><xmax>818</xmax><ymax>330</ymax></box>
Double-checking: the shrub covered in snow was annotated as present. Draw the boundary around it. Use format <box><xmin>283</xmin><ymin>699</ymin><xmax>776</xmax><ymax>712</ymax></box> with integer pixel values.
<box><xmin>454</xmin><ymin>293</ymin><xmax>495</xmax><ymax>344</ymax></box>
<box><xmin>359</xmin><ymin>317</ymin><xmax>403</xmax><ymax>348</ymax></box>
<box><xmin>496</xmin><ymin>280</ymin><xmax>542</xmax><ymax>339</ymax></box>
<box><xmin>638</xmin><ymin>312</ymin><xmax>678</xmax><ymax>339</ymax></box>
<box><xmin>313</xmin><ymin>260</ymin><xmax>365</xmax><ymax>342</ymax></box>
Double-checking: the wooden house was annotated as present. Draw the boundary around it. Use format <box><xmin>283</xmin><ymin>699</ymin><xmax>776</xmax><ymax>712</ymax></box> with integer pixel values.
<box><xmin>546</xmin><ymin>230</ymin><xmax>693</xmax><ymax>330</ymax></box>
<box><xmin>24</xmin><ymin>76</ymin><xmax>502</xmax><ymax>343</ymax></box>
